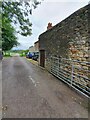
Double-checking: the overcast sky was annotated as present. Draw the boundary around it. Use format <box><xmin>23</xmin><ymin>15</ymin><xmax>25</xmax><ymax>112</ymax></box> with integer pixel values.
<box><xmin>13</xmin><ymin>0</ymin><xmax>89</xmax><ymax>50</ymax></box>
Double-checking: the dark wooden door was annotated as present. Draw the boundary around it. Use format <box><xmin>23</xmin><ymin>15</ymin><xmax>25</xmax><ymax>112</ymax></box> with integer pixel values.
<box><xmin>40</xmin><ymin>50</ymin><xmax>45</xmax><ymax>67</ymax></box>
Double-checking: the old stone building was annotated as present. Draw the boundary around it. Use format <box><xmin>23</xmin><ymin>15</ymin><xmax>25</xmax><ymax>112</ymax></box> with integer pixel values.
<box><xmin>34</xmin><ymin>41</ymin><xmax>39</xmax><ymax>52</ymax></box>
<box><xmin>39</xmin><ymin>4</ymin><xmax>89</xmax><ymax>67</ymax></box>
<box><xmin>38</xmin><ymin>4</ymin><xmax>90</xmax><ymax>96</ymax></box>
<box><xmin>29</xmin><ymin>41</ymin><xmax>39</xmax><ymax>53</ymax></box>
<box><xmin>29</xmin><ymin>46</ymin><xmax>35</xmax><ymax>52</ymax></box>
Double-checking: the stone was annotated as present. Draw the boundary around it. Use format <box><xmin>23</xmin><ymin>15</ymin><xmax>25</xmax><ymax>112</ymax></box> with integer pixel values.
<box><xmin>84</xmin><ymin>54</ymin><xmax>89</xmax><ymax>58</ymax></box>
<box><xmin>80</xmin><ymin>79</ymin><xmax>87</xmax><ymax>88</ymax></box>
<box><xmin>79</xmin><ymin>54</ymin><xmax>83</xmax><ymax>57</ymax></box>
<box><xmin>77</xmin><ymin>58</ymin><xmax>82</xmax><ymax>61</ymax></box>
<box><xmin>81</xmin><ymin>40</ymin><xmax>86</xmax><ymax>44</ymax></box>
<box><xmin>81</xmin><ymin>62</ymin><xmax>87</xmax><ymax>66</ymax></box>
<box><xmin>82</xmin><ymin>66</ymin><xmax>88</xmax><ymax>70</ymax></box>
<box><xmin>85</xmin><ymin>42</ymin><xmax>88</xmax><ymax>47</ymax></box>
<box><xmin>81</xmin><ymin>58</ymin><xmax>87</xmax><ymax>61</ymax></box>
<box><xmin>82</xmin><ymin>37</ymin><xmax>87</xmax><ymax>40</ymax></box>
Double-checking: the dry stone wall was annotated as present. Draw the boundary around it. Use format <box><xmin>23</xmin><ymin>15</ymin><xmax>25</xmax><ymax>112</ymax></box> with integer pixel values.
<box><xmin>39</xmin><ymin>5</ymin><xmax>90</xmax><ymax>89</ymax></box>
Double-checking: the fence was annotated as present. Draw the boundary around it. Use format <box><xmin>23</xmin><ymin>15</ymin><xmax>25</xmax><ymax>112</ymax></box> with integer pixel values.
<box><xmin>46</xmin><ymin>56</ymin><xmax>90</xmax><ymax>98</ymax></box>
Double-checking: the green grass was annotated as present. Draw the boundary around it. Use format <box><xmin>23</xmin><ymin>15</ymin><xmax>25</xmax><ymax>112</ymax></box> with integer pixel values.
<box><xmin>4</xmin><ymin>52</ymin><xmax>11</xmax><ymax>57</ymax></box>
<box><xmin>3</xmin><ymin>50</ymin><xmax>27</xmax><ymax>57</ymax></box>
<box><xmin>27</xmin><ymin>58</ymin><xmax>38</xmax><ymax>66</ymax></box>
<box><xmin>19</xmin><ymin>53</ymin><xmax>26</xmax><ymax>57</ymax></box>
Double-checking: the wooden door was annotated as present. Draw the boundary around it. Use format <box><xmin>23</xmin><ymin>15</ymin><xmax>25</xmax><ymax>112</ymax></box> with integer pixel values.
<box><xmin>40</xmin><ymin>50</ymin><xmax>45</xmax><ymax>67</ymax></box>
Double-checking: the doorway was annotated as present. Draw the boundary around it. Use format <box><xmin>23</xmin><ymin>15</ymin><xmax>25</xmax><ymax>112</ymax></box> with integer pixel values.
<box><xmin>40</xmin><ymin>50</ymin><xmax>45</xmax><ymax>67</ymax></box>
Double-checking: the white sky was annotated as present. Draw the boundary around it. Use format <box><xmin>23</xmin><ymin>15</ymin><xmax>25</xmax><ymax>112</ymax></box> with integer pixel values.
<box><xmin>13</xmin><ymin>0</ymin><xmax>89</xmax><ymax>50</ymax></box>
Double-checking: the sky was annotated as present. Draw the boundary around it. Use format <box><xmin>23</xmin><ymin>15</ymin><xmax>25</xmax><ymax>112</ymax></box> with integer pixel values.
<box><xmin>13</xmin><ymin>0</ymin><xmax>89</xmax><ymax>50</ymax></box>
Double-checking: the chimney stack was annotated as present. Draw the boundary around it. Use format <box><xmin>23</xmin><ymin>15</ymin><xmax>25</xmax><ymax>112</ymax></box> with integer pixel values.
<box><xmin>47</xmin><ymin>22</ymin><xmax>52</xmax><ymax>30</ymax></box>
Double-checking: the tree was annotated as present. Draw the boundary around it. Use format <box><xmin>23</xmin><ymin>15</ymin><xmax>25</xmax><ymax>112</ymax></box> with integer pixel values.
<box><xmin>2</xmin><ymin>0</ymin><xmax>41</xmax><ymax>36</ymax></box>
<box><xmin>2</xmin><ymin>17</ymin><xmax>19</xmax><ymax>51</ymax></box>
<box><xmin>1</xmin><ymin>0</ymin><xmax>42</xmax><ymax>51</ymax></box>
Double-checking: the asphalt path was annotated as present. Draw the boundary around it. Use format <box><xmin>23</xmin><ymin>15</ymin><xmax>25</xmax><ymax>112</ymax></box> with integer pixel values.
<box><xmin>2</xmin><ymin>57</ymin><xmax>88</xmax><ymax>118</ymax></box>
<box><xmin>0</xmin><ymin>61</ymin><xmax>2</xmax><ymax>119</ymax></box>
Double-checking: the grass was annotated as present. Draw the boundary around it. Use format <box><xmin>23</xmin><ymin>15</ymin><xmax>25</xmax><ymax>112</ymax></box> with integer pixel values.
<box><xmin>20</xmin><ymin>54</ymin><xmax>26</xmax><ymax>57</ymax></box>
<box><xmin>4</xmin><ymin>53</ymin><xmax>11</xmax><ymax>57</ymax></box>
<box><xmin>27</xmin><ymin>58</ymin><xmax>38</xmax><ymax>66</ymax></box>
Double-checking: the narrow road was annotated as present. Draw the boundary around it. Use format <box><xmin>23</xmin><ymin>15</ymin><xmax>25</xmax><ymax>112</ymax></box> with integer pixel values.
<box><xmin>2</xmin><ymin>57</ymin><xmax>88</xmax><ymax>118</ymax></box>
<box><xmin>0</xmin><ymin>61</ymin><xmax>2</xmax><ymax>119</ymax></box>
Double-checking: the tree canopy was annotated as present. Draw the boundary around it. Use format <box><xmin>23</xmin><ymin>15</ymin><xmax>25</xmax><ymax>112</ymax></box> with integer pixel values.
<box><xmin>2</xmin><ymin>17</ymin><xmax>19</xmax><ymax>51</ymax></box>
<box><xmin>1</xmin><ymin>0</ymin><xmax>41</xmax><ymax>51</ymax></box>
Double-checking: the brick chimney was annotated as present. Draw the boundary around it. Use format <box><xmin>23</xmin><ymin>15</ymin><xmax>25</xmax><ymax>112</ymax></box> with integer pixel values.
<box><xmin>47</xmin><ymin>22</ymin><xmax>52</xmax><ymax>30</ymax></box>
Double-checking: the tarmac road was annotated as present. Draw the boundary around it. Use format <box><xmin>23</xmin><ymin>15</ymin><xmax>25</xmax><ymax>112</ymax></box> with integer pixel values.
<box><xmin>2</xmin><ymin>57</ymin><xmax>88</xmax><ymax>118</ymax></box>
<box><xmin>0</xmin><ymin>61</ymin><xmax>2</xmax><ymax>119</ymax></box>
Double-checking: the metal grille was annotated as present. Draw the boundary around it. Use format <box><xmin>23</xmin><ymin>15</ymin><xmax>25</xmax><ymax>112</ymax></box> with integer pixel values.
<box><xmin>46</xmin><ymin>56</ymin><xmax>90</xmax><ymax>98</ymax></box>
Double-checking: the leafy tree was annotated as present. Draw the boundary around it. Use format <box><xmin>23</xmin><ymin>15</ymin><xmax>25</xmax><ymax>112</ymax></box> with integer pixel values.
<box><xmin>1</xmin><ymin>0</ymin><xmax>42</xmax><ymax>51</ymax></box>
<box><xmin>2</xmin><ymin>17</ymin><xmax>19</xmax><ymax>51</ymax></box>
<box><xmin>2</xmin><ymin>0</ymin><xmax>41</xmax><ymax>36</ymax></box>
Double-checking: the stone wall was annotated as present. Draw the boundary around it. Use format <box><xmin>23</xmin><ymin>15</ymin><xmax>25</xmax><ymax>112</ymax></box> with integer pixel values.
<box><xmin>39</xmin><ymin>4</ymin><xmax>89</xmax><ymax>63</ymax></box>
<box><xmin>39</xmin><ymin>4</ymin><xmax>90</xmax><ymax>89</ymax></box>
<box><xmin>34</xmin><ymin>41</ymin><xmax>39</xmax><ymax>52</ymax></box>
